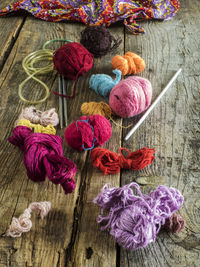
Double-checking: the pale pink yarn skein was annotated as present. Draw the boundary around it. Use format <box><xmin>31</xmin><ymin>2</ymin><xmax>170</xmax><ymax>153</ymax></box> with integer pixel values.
<box><xmin>109</xmin><ymin>76</ymin><xmax>152</xmax><ymax>118</ymax></box>
<box><xmin>5</xmin><ymin>201</ymin><xmax>51</xmax><ymax>238</ymax></box>
<box><xmin>17</xmin><ymin>106</ymin><xmax>59</xmax><ymax>126</ymax></box>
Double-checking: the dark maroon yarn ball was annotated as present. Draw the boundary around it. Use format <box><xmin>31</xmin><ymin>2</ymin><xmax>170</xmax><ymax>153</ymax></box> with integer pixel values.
<box><xmin>80</xmin><ymin>26</ymin><xmax>122</xmax><ymax>58</ymax></box>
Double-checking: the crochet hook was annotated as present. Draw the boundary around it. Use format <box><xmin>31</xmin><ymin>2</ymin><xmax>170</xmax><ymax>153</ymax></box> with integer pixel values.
<box><xmin>58</xmin><ymin>75</ymin><xmax>68</xmax><ymax>128</ymax></box>
<box><xmin>62</xmin><ymin>76</ymin><xmax>68</xmax><ymax>126</ymax></box>
<box><xmin>58</xmin><ymin>75</ymin><xmax>64</xmax><ymax>129</ymax></box>
<box><xmin>124</xmin><ymin>68</ymin><xmax>182</xmax><ymax>141</ymax></box>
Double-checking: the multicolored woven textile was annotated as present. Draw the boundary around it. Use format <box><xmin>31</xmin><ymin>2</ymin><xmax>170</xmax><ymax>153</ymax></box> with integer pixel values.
<box><xmin>0</xmin><ymin>0</ymin><xmax>180</xmax><ymax>34</ymax></box>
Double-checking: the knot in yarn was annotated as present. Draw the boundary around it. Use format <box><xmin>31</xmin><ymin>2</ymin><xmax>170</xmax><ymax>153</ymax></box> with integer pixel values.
<box><xmin>80</xmin><ymin>26</ymin><xmax>122</xmax><ymax>58</ymax></box>
<box><xmin>162</xmin><ymin>213</ymin><xmax>186</xmax><ymax>234</ymax></box>
<box><xmin>53</xmin><ymin>42</ymin><xmax>94</xmax><ymax>98</ymax></box>
<box><xmin>91</xmin><ymin>147</ymin><xmax>155</xmax><ymax>175</ymax></box>
<box><xmin>111</xmin><ymin>52</ymin><xmax>145</xmax><ymax>75</ymax></box>
<box><xmin>64</xmin><ymin>115</ymin><xmax>112</xmax><ymax>152</ymax></box>
<box><xmin>17</xmin><ymin>106</ymin><xmax>59</xmax><ymax>126</ymax></box>
<box><xmin>8</xmin><ymin>126</ymin><xmax>77</xmax><ymax>194</ymax></box>
<box><xmin>81</xmin><ymin>102</ymin><xmax>112</xmax><ymax>119</ymax></box>
<box><xmin>89</xmin><ymin>69</ymin><xmax>121</xmax><ymax>97</ymax></box>
<box><xmin>5</xmin><ymin>201</ymin><xmax>51</xmax><ymax>237</ymax></box>
<box><xmin>18</xmin><ymin>119</ymin><xmax>56</xmax><ymax>135</ymax></box>
<box><xmin>94</xmin><ymin>183</ymin><xmax>184</xmax><ymax>250</ymax></box>
<box><xmin>109</xmin><ymin>76</ymin><xmax>152</xmax><ymax>118</ymax></box>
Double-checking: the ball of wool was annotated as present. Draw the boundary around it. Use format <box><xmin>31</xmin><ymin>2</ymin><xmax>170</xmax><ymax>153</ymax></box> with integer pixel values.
<box><xmin>111</xmin><ymin>52</ymin><xmax>145</xmax><ymax>75</ymax></box>
<box><xmin>8</xmin><ymin>126</ymin><xmax>77</xmax><ymax>194</ymax></box>
<box><xmin>80</xmin><ymin>26</ymin><xmax>122</xmax><ymax>58</ymax></box>
<box><xmin>94</xmin><ymin>183</ymin><xmax>184</xmax><ymax>250</ymax></box>
<box><xmin>53</xmin><ymin>42</ymin><xmax>94</xmax><ymax>80</ymax></box>
<box><xmin>109</xmin><ymin>76</ymin><xmax>152</xmax><ymax>118</ymax></box>
<box><xmin>64</xmin><ymin>115</ymin><xmax>112</xmax><ymax>152</ymax></box>
<box><xmin>89</xmin><ymin>69</ymin><xmax>121</xmax><ymax>97</ymax></box>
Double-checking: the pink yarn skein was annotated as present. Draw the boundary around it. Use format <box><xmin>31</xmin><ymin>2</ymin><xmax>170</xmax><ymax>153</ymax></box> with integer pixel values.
<box><xmin>64</xmin><ymin>114</ymin><xmax>112</xmax><ymax>152</ymax></box>
<box><xmin>109</xmin><ymin>76</ymin><xmax>152</xmax><ymax>118</ymax></box>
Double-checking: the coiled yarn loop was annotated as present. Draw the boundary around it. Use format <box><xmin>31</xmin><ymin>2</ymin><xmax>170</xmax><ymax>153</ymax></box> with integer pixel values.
<box><xmin>91</xmin><ymin>147</ymin><xmax>155</xmax><ymax>175</ymax></box>
<box><xmin>111</xmin><ymin>52</ymin><xmax>145</xmax><ymax>75</ymax></box>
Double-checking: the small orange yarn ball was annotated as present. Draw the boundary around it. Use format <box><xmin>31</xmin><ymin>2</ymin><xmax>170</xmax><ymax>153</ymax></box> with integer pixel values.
<box><xmin>111</xmin><ymin>52</ymin><xmax>145</xmax><ymax>75</ymax></box>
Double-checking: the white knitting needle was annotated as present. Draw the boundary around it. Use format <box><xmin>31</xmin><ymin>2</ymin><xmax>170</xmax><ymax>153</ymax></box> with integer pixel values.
<box><xmin>124</xmin><ymin>68</ymin><xmax>182</xmax><ymax>141</ymax></box>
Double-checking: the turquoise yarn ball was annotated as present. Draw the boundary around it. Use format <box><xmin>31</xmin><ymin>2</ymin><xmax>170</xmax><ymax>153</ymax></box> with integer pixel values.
<box><xmin>89</xmin><ymin>69</ymin><xmax>121</xmax><ymax>97</ymax></box>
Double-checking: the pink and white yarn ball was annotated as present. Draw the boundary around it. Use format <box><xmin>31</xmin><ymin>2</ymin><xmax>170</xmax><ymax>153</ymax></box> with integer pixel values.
<box><xmin>109</xmin><ymin>76</ymin><xmax>152</xmax><ymax>118</ymax></box>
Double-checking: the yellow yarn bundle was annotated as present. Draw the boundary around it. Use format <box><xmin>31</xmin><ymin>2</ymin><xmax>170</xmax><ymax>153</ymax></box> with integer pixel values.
<box><xmin>81</xmin><ymin>102</ymin><xmax>112</xmax><ymax>118</ymax></box>
<box><xmin>18</xmin><ymin>119</ymin><xmax>56</xmax><ymax>135</ymax></box>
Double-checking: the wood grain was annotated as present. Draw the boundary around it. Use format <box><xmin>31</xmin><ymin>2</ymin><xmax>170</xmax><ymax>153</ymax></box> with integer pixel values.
<box><xmin>65</xmin><ymin>24</ymin><xmax>124</xmax><ymax>267</ymax></box>
<box><xmin>0</xmin><ymin>0</ymin><xmax>199</xmax><ymax>266</ymax></box>
<box><xmin>121</xmin><ymin>0</ymin><xmax>200</xmax><ymax>266</ymax></box>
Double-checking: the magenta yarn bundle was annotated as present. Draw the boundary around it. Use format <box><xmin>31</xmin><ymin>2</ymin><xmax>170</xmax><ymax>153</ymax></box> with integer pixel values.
<box><xmin>8</xmin><ymin>126</ymin><xmax>77</xmax><ymax>194</ymax></box>
<box><xmin>64</xmin><ymin>114</ymin><xmax>112</xmax><ymax>152</ymax></box>
<box><xmin>94</xmin><ymin>182</ymin><xmax>184</xmax><ymax>250</ymax></box>
<box><xmin>109</xmin><ymin>76</ymin><xmax>152</xmax><ymax>118</ymax></box>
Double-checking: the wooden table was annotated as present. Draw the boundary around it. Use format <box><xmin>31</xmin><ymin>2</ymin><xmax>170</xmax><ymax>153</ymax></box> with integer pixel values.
<box><xmin>0</xmin><ymin>1</ymin><xmax>199</xmax><ymax>266</ymax></box>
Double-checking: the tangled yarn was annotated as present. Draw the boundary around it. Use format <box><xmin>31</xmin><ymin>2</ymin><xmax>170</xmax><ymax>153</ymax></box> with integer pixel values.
<box><xmin>18</xmin><ymin>39</ymin><xmax>74</xmax><ymax>104</ymax></box>
<box><xmin>53</xmin><ymin>42</ymin><xmax>94</xmax><ymax>98</ymax></box>
<box><xmin>94</xmin><ymin>183</ymin><xmax>184</xmax><ymax>250</ymax></box>
<box><xmin>89</xmin><ymin>70</ymin><xmax>121</xmax><ymax>97</ymax></box>
<box><xmin>17</xmin><ymin>106</ymin><xmax>59</xmax><ymax>127</ymax></box>
<box><xmin>91</xmin><ymin>147</ymin><xmax>156</xmax><ymax>175</ymax></box>
<box><xmin>64</xmin><ymin>115</ymin><xmax>112</xmax><ymax>152</ymax></box>
<box><xmin>81</xmin><ymin>102</ymin><xmax>112</xmax><ymax>119</ymax></box>
<box><xmin>80</xmin><ymin>26</ymin><xmax>122</xmax><ymax>58</ymax></box>
<box><xmin>109</xmin><ymin>76</ymin><xmax>152</xmax><ymax>118</ymax></box>
<box><xmin>8</xmin><ymin>126</ymin><xmax>77</xmax><ymax>194</ymax></box>
<box><xmin>111</xmin><ymin>52</ymin><xmax>145</xmax><ymax>75</ymax></box>
<box><xmin>163</xmin><ymin>213</ymin><xmax>186</xmax><ymax>234</ymax></box>
<box><xmin>18</xmin><ymin>119</ymin><xmax>56</xmax><ymax>135</ymax></box>
<box><xmin>5</xmin><ymin>202</ymin><xmax>51</xmax><ymax>238</ymax></box>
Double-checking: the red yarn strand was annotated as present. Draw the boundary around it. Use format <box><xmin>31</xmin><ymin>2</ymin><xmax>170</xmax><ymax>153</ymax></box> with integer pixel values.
<box><xmin>90</xmin><ymin>147</ymin><xmax>156</xmax><ymax>175</ymax></box>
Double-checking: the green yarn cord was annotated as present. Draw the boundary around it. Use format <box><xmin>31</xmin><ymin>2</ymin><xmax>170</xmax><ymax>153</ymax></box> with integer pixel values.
<box><xmin>18</xmin><ymin>39</ymin><xmax>73</xmax><ymax>104</ymax></box>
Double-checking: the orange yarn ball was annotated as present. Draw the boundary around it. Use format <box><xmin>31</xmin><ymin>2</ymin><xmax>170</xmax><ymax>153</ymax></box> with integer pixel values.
<box><xmin>111</xmin><ymin>52</ymin><xmax>145</xmax><ymax>75</ymax></box>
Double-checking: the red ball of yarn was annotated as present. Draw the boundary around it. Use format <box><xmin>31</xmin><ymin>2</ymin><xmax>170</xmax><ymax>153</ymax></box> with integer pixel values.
<box><xmin>64</xmin><ymin>115</ymin><xmax>112</xmax><ymax>152</ymax></box>
<box><xmin>53</xmin><ymin>42</ymin><xmax>94</xmax><ymax>98</ymax></box>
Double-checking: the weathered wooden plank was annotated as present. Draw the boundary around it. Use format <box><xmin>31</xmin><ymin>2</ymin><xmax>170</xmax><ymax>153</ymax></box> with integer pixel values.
<box><xmin>121</xmin><ymin>0</ymin><xmax>200</xmax><ymax>266</ymax></box>
<box><xmin>66</xmin><ymin>25</ymin><xmax>124</xmax><ymax>267</ymax></box>
<box><xmin>0</xmin><ymin>16</ymin><xmax>92</xmax><ymax>266</ymax></box>
<box><xmin>0</xmin><ymin>1</ymin><xmax>26</xmax><ymax>71</ymax></box>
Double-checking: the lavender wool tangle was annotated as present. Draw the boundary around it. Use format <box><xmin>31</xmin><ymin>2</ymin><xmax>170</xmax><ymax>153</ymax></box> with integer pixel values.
<box><xmin>8</xmin><ymin>126</ymin><xmax>77</xmax><ymax>194</ymax></box>
<box><xmin>94</xmin><ymin>182</ymin><xmax>184</xmax><ymax>250</ymax></box>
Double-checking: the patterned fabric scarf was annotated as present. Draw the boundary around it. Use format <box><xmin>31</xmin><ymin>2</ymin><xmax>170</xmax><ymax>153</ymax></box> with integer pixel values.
<box><xmin>0</xmin><ymin>0</ymin><xmax>180</xmax><ymax>34</ymax></box>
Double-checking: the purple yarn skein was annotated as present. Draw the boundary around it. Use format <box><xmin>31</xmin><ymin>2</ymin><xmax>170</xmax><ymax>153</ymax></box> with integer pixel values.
<box><xmin>93</xmin><ymin>183</ymin><xmax>184</xmax><ymax>250</ymax></box>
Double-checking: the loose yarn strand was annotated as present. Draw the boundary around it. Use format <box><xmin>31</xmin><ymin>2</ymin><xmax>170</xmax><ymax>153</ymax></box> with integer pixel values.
<box><xmin>18</xmin><ymin>39</ymin><xmax>72</xmax><ymax>104</ymax></box>
<box><xmin>5</xmin><ymin>201</ymin><xmax>51</xmax><ymax>238</ymax></box>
